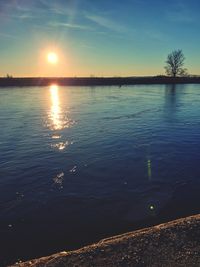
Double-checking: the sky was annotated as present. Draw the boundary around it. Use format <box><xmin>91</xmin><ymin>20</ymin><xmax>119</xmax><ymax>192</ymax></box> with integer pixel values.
<box><xmin>0</xmin><ymin>0</ymin><xmax>199</xmax><ymax>77</ymax></box>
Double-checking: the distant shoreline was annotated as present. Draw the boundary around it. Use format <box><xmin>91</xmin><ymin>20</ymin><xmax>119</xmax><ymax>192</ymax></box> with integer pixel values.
<box><xmin>0</xmin><ymin>76</ymin><xmax>200</xmax><ymax>87</ymax></box>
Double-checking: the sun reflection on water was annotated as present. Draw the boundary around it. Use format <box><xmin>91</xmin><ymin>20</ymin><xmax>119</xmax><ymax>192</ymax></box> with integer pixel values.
<box><xmin>50</xmin><ymin>84</ymin><xmax>63</xmax><ymax>130</ymax></box>
<box><xmin>48</xmin><ymin>84</ymin><xmax>76</xmax><ymax>131</ymax></box>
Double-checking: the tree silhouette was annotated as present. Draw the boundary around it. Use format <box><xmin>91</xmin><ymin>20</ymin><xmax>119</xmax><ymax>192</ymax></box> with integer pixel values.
<box><xmin>6</xmin><ymin>74</ymin><xmax>13</xmax><ymax>78</ymax></box>
<box><xmin>165</xmin><ymin>50</ymin><xmax>187</xmax><ymax>77</ymax></box>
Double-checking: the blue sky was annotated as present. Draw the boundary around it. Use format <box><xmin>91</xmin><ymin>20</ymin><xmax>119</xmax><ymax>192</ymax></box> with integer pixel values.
<box><xmin>0</xmin><ymin>0</ymin><xmax>199</xmax><ymax>77</ymax></box>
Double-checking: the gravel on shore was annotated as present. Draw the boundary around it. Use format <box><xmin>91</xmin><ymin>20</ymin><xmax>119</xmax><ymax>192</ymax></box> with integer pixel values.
<box><xmin>10</xmin><ymin>214</ymin><xmax>200</xmax><ymax>267</ymax></box>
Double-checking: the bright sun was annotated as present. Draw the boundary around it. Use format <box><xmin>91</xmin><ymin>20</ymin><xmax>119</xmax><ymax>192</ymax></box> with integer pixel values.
<box><xmin>47</xmin><ymin>52</ymin><xmax>58</xmax><ymax>64</ymax></box>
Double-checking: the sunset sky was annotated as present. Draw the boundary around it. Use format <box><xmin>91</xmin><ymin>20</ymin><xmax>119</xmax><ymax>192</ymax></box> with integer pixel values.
<box><xmin>0</xmin><ymin>0</ymin><xmax>199</xmax><ymax>77</ymax></box>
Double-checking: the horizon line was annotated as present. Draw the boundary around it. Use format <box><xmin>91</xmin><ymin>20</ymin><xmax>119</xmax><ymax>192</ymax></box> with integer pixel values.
<box><xmin>1</xmin><ymin>75</ymin><xmax>200</xmax><ymax>79</ymax></box>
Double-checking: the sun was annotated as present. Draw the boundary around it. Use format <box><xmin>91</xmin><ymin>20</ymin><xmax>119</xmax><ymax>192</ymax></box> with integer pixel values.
<box><xmin>47</xmin><ymin>52</ymin><xmax>58</xmax><ymax>64</ymax></box>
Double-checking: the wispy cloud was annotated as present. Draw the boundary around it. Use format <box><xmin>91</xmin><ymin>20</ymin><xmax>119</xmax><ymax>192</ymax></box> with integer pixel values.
<box><xmin>38</xmin><ymin>0</ymin><xmax>79</xmax><ymax>17</ymax></box>
<box><xmin>48</xmin><ymin>21</ymin><xmax>93</xmax><ymax>31</ymax></box>
<box><xmin>15</xmin><ymin>13</ymin><xmax>36</xmax><ymax>20</ymax></box>
<box><xmin>85</xmin><ymin>13</ymin><xmax>127</xmax><ymax>33</ymax></box>
<box><xmin>0</xmin><ymin>32</ymin><xmax>17</xmax><ymax>39</ymax></box>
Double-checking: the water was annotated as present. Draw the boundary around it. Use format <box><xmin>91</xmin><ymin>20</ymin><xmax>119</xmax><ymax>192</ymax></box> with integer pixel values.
<box><xmin>1</xmin><ymin>84</ymin><xmax>200</xmax><ymax>266</ymax></box>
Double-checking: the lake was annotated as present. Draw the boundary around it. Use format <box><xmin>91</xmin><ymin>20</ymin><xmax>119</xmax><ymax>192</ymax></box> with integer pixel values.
<box><xmin>1</xmin><ymin>84</ymin><xmax>200</xmax><ymax>266</ymax></box>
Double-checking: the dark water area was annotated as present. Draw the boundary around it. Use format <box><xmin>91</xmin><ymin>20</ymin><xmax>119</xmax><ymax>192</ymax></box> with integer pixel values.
<box><xmin>1</xmin><ymin>84</ymin><xmax>200</xmax><ymax>266</ymax></box>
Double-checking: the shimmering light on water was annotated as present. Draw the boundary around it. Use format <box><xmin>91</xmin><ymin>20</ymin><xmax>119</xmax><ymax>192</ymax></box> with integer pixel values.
<box><xmin>49</xmin><ymin>84</ymin><xmax>62</xmax><ymax>130</ymax></box>
<box><xmin>48</xmin><ymin>84</ymin><xmax>76</xmax><ymax>132</ymax></box>
<box><xmin>51</xmin><ymin>141</ymin><xmax>73</xmax><ymax>150</ymax></box>
<box><xmin>53</xmin><ymin>172</ymin><xmax>64</xmax><ymax>187</ymax></box>
<box><xmin>52</xmin><ymin>135</ymin><xmax>61</xmax><ymax>139</ymax></box>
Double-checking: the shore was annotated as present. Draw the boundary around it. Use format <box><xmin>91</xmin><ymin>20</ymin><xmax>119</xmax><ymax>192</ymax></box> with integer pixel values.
<box><xmin>10</xmin><ymin>214</ymin><xmax>200</xmax><ymax>267</ymax></box>
<box><xmin>1</xmin><ymin>76</ymin><xmax>200</xmax><ymax>87</ymax></box>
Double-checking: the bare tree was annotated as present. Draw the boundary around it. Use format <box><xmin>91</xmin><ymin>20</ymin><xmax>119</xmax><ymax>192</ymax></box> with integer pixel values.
<box><xmin>165</xmin><ymin>50</ymin><xmax>187</xmax><ymax>77</ymax></box>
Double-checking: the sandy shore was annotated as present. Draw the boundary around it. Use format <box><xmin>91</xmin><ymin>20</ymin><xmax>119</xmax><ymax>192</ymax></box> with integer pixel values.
<box><xmin>10</xmin><ymin>214</ymin><xmax>200</xmax><ymax>267</ymax></box>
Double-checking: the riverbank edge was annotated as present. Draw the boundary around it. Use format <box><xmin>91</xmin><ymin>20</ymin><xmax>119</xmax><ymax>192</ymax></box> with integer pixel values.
<box><xmin>10</xmin><ymin>214</ymin><xmax>200</xmax><ymax>267</ymax></box>
<box><xmin>1</xmin><ymin>76</ymin><xmax>200</xmax><ymax>87</ymax></box>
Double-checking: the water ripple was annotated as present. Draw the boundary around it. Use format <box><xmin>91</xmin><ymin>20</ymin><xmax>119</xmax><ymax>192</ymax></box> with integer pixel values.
<box><xmin>102</xmin><ymin>108</ymin><xmax>160</xmax><ymax>120</ymax></box>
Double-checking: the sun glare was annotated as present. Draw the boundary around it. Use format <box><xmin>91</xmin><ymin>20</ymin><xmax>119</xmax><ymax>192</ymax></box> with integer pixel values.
<box><xmin>47</xmin><ymin>52</ymin><xmax>58</xmax><ymax>64</ymax></box>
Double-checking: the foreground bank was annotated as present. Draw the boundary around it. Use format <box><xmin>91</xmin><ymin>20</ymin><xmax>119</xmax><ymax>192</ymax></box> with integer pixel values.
<box><xmin>11</xmin><ymin>214</ymin><xmax>200</xmax><ymax>267</ymax></box>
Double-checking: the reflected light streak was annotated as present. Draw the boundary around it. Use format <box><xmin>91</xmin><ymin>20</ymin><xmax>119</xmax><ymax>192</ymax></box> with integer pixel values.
<box><xmin>50</xmin><ymin>84</ymin><xmax>63</xmax><ymax>130</ymax></box>
<box><xmin>48</xmin><ymin>84</ymin><xmax>76</xmax><ymax>132</ymax></box>
<box><xmin>147</xmin><ymin>159</ymin><xmax>152</xmax><ymax>181</ymax></box>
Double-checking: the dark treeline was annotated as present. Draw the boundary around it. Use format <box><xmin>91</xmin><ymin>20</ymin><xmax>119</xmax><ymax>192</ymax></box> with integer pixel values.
<box><xmin>0</xmin><ymin>76</ymin><xmax>200</xmax><ymax>87</ymax></box>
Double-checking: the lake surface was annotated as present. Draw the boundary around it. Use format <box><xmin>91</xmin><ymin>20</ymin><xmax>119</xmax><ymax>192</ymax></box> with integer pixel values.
<box><xmin>1</xmin><ymin>84</ymin><xmax>200</xmax><ymax>266</ymax></box>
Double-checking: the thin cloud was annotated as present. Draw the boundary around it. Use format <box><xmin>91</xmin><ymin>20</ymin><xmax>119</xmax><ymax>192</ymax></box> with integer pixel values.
<box><xmin>0</xmin><ymin>32</ymin><xmax>17</xmax><ymax>39</ymax></box>
<box><xmin>85</xmin><ymin>13</ymin><xmax>127</xmax><ymax>33</ymax></box>
<box><xmin>49</xmin><ymin>21</ymin><xmax>93</xmax><ymax>31</ymax></box>
<box><xmin>38</xmin><ymin>0</ymin><xmax>79</xmax><ymax>17</ymax></box>
<box><xmin>16</xmin><ymin>13</ymin><xmax>35</xmax><ymax>20</ymax></box>
<box><xmin>1</xmin><ymin>12</ymin><xmax>37</xmax><ymax>20</ymax></box>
